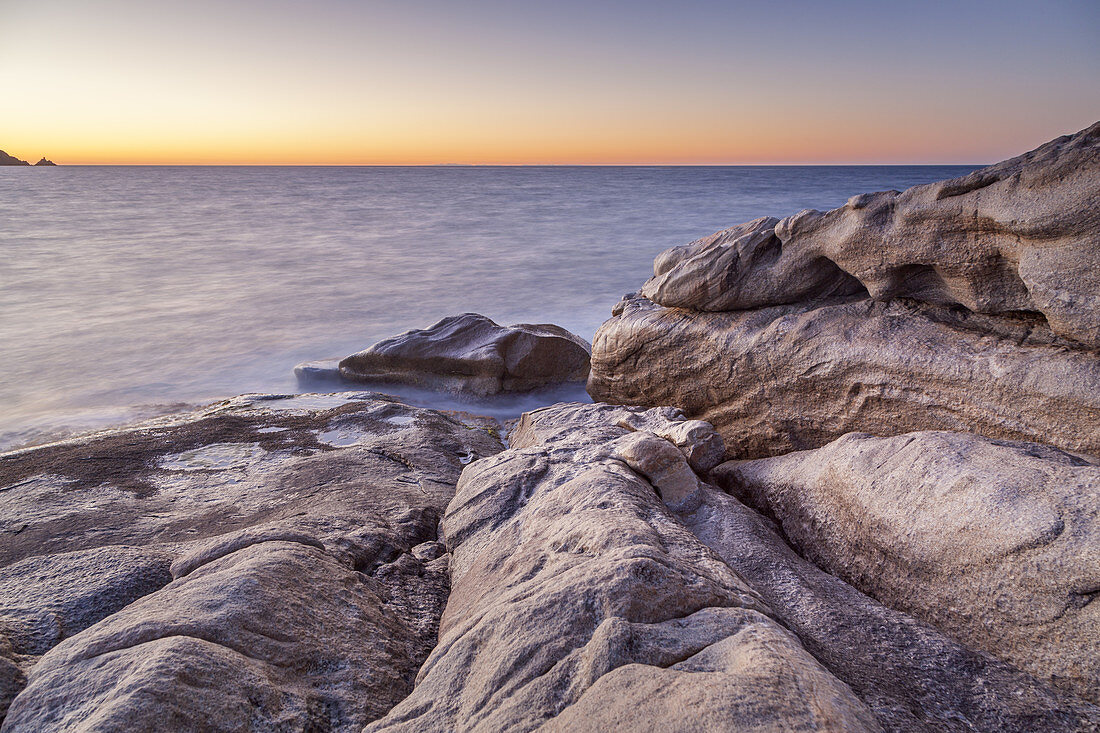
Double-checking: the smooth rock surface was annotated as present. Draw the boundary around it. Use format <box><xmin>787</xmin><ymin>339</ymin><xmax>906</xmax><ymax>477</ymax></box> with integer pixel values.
<box><xmin>642</xmin><ymin>122</ymin><xmax>1100</xmax><ymax>348</ymax></box>
<box><xmin>369</xmin><ymin>402</ymin><xmax>1099</xmax><ymax>732</ymax></box>
<box><xmin>715</xmin><ymin>430</ymin><xmax>1100</xmax><ymax>703</ymax></box>
<box><xmin>589</xmin><ymin>294</ymin><xmax>1100</xmax><ymax>458</ymax></box>
<box><xmin>340</xmin><ymin>313</ymin><xmax>591</xmax><ymax>395</ymax></box>
<box><xmin>368</xmin><ymin>402</ymin><xmax>880</xmax><ymax>732</ymax></box>
<box><xmin>0</xmin><ymin>392</ymin><xmax>502</xmax><ymax>731</ymax></box>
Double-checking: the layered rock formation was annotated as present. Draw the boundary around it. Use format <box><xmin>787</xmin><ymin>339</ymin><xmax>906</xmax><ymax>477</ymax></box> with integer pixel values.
<box><xmin>641</xmin><ymin>122</ymin><xmax>1100</xmax><ymax>348</ymax></box>
<box><xmin>368</xmin><ymin>403</ymin><xmax>1098</xmax><ymax>732</ymax></box>
<box><xmin>589</xmin><ymin>122</ymin><xmax>1100</xmax><ymax>458</ymax></box>
<box><xmin>714</xmin><ymin>430</ymin><xmax>1100</xmax><ymax>704</ymax></box>
<box><xmin>340</xmin><ymin>313</ymin><xmax>591</xmax><ymax>395</ymax></box>
<box><xmin>0</xmin><ymin>392</ymin><xmax>501</xmax><ymax>729</ymax></box>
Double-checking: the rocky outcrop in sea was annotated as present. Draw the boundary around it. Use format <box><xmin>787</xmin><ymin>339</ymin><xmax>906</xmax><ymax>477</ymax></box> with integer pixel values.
<box><xmin>1</xmin><ymin>122</ymin><xmax>1098</xmax><ymax>731</ymax></box>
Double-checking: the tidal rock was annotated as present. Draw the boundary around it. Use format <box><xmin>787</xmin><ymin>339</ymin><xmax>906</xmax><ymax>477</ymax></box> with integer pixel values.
<box><xmin>0</xmin><ymin>392</ymin><xmax>502</xmax><ymax>730</ymax></box>
<box><xmin>642</xmin><ymin>121</ymin><xmax>1100</xmax><ymax>348</ymax></box>
<box><xmin>589</xmin><ymin>294</ymin><xmax>1100</xmax><ymax>458</ymax></box>
<box><xmin>292</xmin><ymin>358</ymin><xmax>345</xmax><ymax>385</ymax></box>
<box><xmin>368</xmin><ymin>402</ymin><xmax>1098</xmax><ymax>732</ymax></box>
<box><xmin>339</xmin><ymin>313</ymin><xmax>591</xmax><ymax>396</ymax></box>
<box><xmin>714</xmin><ymin>430</ymin><xmax>1100</xmax><ymax>703</ymax></box>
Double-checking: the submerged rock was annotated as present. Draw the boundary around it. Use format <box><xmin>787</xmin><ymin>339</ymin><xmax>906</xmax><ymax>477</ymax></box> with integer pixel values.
<box><xmin>367</xmin><ymin>402</ymin><xmax>1098</xmax><ymax>732</ymax></box>
<box><xmin>0</xmin><ymin>392</ymin><xmax>502</xmax><ymax>730</ymax></box>
<box><xmin>715</xmin><ymin>430</ymin><xmax>1100</xmax><ymax>704</ymax></box>
<box><xmin>340</xmin><ymin>313</ymin><xmax>591</xmax><ymax>396</ymax></box>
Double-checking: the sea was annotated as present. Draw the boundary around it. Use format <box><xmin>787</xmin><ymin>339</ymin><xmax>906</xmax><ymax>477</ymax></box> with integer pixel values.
<box><xmin>0</xmin><ymin>164</ymin><xmax>979</xmax><ymax>450</ymax></box>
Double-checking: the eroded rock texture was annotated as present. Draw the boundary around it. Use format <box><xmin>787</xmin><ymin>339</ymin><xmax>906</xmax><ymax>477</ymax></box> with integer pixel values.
<box><xmin>590</xmin><ymin>294</ymin><xmax>1100</xmax><ymax>458</ymax></box>
<box><xmin>367</xmin><ymin>403</ymin><xmax>1099</xmax><ymax>732</ymax></box>
<box><xmin>715</xmin><ymin>430</ymin><xmax>1100</xmax><ymax>704</ymax></box>
<box><xmin>340</xmin><ymin>313</ymin><xmax>591</xmax><ymax>395</ymax></box>
<box><xmin>589</xmin><ymin>122</ymin><xmax>1100</xmax><ymax>458</ymax></box>
<box><xmin>0</xmin><ymin>392</ymin><xmax>502</xmax><ymax>731</ymax></box>
<box><xmin>643</xmin><ymin>122</ymin><xmax>1100</xmax><ymax>348</ymax></box>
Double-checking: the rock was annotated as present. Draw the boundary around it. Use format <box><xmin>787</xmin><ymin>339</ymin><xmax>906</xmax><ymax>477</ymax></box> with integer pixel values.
<box><xmin>0</xmin><ymin>152</ymin><xmax>29</xmax><ymax>167</ymax></box>
<box><xmin>589</xmin><ymin>294</ymin><xmax>1100</xmax><ymax>458</ymax></box>
<box><xmin>368</xmin><ymin>402</ymin><xmax>1099</xmax><ymax>732</ymax></box>
<box><xmin>292</xmin><ymin>358</ymin><xmax>346</xmax><ymax>385</ymax></box>
<box><xmin>339</xmin><ymin>313</ymin><xmax>591</xmax><ymax>395</ymax></box>
<box><xmin>32</xmin><ymin>158</ymin><xmax>55</xmax><ymax>166</ymax></box>
<box><xmin>0</xmin><ymin>391</ymin><xmax>502</xmax><ymax>730</ymax></box>
<box><xmin>713</xmin><ymin>430</ymin><xmax>1100</xmax><ymax>704</ymax></box>
<box><xmin>367</xmin><ymin>401</ymin><xmax>881</xmax><ymax>732</ymax></box>
<box><xmin>0</xmin><ymin>546</ymin><xmax>173</xmax><ymax>656</ymax></box>
<box><xmin>642</xmin><ymin>122</ymin><xmax>1100</xmax><ymax>349</ymax></box>
<box><xmin>610</xmin><ymin>431</ymin><xmax>702</xmax><ymax>506</ymax></box>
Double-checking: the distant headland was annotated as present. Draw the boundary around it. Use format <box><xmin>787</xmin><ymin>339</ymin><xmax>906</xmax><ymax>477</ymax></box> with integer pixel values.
<box><xmin>0</xmin><ymin>150</ymin><xmax>57</xmax><ymax>166</ymax></box>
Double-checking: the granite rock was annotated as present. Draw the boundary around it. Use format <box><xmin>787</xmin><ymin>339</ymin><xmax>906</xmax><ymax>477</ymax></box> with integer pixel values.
<box><xmin>340</xmin><ymin>313</ymin><xmax>591</xmax><ymax>395</ymax></box>
<box><xmin>642</xmin><ymin>122</ymin><xmax>1100</xmax><ymax>348</ymax></box>
<box><xmin>714</xmin><ymin>430</ymin><xmax>1100</xmax><ymax>703</ymax></box>
<box><xmin>368</xmin><ymin>403</ymin><xmax>1099</xmax><ymax>732</ymax></box>
<box><xmin>0</xmin><ymin>392</ymin><xmax>502</xmax><ymax>731</ymax></box>
<box><xmin>589</xmin><ymin>294</ymin><xmax>1100</xmax><ymax>458</ymax></box>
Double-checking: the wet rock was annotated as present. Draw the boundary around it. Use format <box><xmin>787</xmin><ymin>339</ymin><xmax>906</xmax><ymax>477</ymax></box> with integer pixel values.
<box><xmin>589</xmin><ymin>294</ymin><xmax>1100</xmax><ymax>458</ymax></box>
<box><xmin>714</xmin><ymin>430</ymin><xmax>1100</xmax><ymax>704</ymax></box>
<box><xmin>0</xmin><ymin>392</ymin><xmax>502</xmax><ymax>730</ymax></box>
<box><xmin>642</xmin><ymin>121</ymin><xmax>1100</xmax><ymax>348</ymax></box>
<box><xmin>339</xmin><ymin>313</ymin><xmax>591</xmax><ymax>395</ymax></box>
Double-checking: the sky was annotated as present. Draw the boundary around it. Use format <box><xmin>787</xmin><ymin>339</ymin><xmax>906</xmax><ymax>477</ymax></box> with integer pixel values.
<box><xmin>1</xmin><ymin>0</ymin><xmax>1098</xmax><ymax>164</ymax></box>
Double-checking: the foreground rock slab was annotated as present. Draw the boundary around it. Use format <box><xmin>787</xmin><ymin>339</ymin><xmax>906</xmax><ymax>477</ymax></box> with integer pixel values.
<box><xmin>368</xmin><ymin>402</ymin><xmax>1099</xmax><ymax>732</ymax></box>
<box><xmin>589</xmin><ymin>294</ymin><xmax>1100</xmax><ymax>458</ymax></box>
<box><xmin>0</xmin><ymin>392</ymin><xmax>502</xmax><ymax>730</ymax></box>
<box><xmin>340</xmin><ymin>313</ymin><xmax>591</xmax><ymax>395</ymax></box>
<box><xmin>715</xmin><ymin>430</ymin><xmax>1100</xmax><ymax>704</ymax></box>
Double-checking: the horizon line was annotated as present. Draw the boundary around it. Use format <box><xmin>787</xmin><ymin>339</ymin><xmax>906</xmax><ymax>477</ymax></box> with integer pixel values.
<box><xmin>9</xmin><ymin>161</ymin><xmax>989</xmax><ymax>168</ymax></box>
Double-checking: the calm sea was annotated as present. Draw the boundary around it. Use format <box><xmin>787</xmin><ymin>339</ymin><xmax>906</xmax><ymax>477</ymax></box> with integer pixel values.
<box><xmin>0</xmin><ymin>164</ymin><xmax>978</xmax><ymax>449</ymax></box>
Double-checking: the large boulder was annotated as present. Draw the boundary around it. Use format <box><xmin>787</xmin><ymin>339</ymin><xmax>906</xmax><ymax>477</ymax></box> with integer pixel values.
<box><xmin>339</xmin><ymin>313</ymin><xmax>591</xmax><ymax>395</ymax></box>
<box><xmin>589</xmin><ymin>122</ymin><xmax>1100</xmax><ymax>457</ymax></box>
<box><xmin>714</xmin><ymin>430</ymin><xmax>1100</xmax><ymax>704</ymax></box>
<box><xmin>367</xmin><ymin>402</ymin><xmax>1099</xmax><ymax>732</ymax></box>
<box><xmin>642</xmin><ymin>122</ymin><xmax>1100</xmax><ymax>349</ymax></box>
<box><xmin>0</xmin><ymin>392</ymin><xmax>502</xmax><ymax>730</ymax></box>
<box><xmin>589</xmin><ymin>294</ymin><xmax>1100</xmax><ymax>458</ymax></box>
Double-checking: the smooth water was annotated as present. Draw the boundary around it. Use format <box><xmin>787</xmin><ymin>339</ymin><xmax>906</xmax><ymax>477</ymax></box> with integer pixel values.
<box><xmin>0</xmin><ymin>164</ymin><xmax>978</xmax><ymax>449</ymax></box>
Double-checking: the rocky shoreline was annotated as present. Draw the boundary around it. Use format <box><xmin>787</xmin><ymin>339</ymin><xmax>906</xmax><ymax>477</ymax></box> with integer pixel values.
<box><xmin>2</xmin><ymin>123</ymin><xmax>1098</xmax><ymax>731</ymax></box>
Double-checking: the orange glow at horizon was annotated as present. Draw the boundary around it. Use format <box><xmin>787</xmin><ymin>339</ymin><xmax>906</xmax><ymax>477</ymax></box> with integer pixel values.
<box><xmin>1</xmin><ymin>0</ymin><xmax>1097</xmax><ymax>166</ymax></box>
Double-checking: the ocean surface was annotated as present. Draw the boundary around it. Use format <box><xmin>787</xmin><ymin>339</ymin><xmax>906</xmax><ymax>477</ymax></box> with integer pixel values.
<box><xmin>0</xmin><ymin>164</ymin><xmax>979</xmax><ymax>450</ymax></box>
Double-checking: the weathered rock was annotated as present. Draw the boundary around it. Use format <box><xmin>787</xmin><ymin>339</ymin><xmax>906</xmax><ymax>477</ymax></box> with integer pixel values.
<box><xmin>32</xmin><ymin>158</ymin><xmax>55</xmax><ymax>167</ymax></box>
<box><xmin>589</xmin><ymin>294</ymin><xmax>1100</xmax><ymax>458</ymax></box>
<box><xmin>714</xmin><ymin>430</ymin><xmax>1100</xmax><ymax>704</ymax></box>
<box><xmin>339</xmin><ymin>313</ymin><xmax>591</xmax><ymax>395</ymax></box>
<box><xmin>0</xmin><ymin>392</ymin><xmax>502</xmax><ymax>731</ymax></box>
<box><xmin>642</xmin><ymin>121</ymin><xmax>1100</xmax><ymax>348</ymax></box>
<box><xmin>369</xmin><ymin>402</ymin><xmax>1099</xmax><ymax>732</ymax></box>
<box><xmin>367</xmin><ymin>402</ymin><xmax>880</xmax><ymax>732</ymax></box>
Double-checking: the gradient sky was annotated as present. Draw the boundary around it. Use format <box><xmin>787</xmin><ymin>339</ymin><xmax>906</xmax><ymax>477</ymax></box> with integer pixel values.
<box><xmin>1</xmin><ymin>0</ymin><xmax>1098</xmax><ymax>164</ymax></box>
